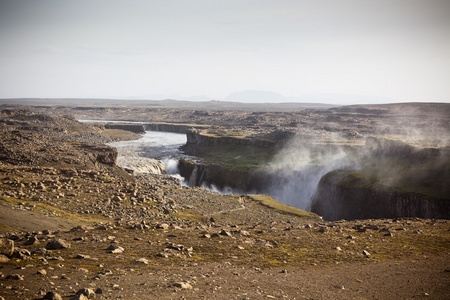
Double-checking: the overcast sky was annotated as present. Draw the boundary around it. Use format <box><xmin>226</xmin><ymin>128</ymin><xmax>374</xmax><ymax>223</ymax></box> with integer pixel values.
<box><xmin>0</xmin><ymin>0</ymin><xmax>449</xmax><ymax>103</ymax></box>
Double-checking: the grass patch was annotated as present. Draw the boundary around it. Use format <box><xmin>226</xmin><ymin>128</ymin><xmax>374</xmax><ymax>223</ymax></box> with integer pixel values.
<box><xmin>246</xmin><ymin>194</ymin><xmax>321</xmax><ymax>220</ymax></box>
<box><xmin>174</xmin><ymin>210</ymin><xmax>207</xmax><ymax>223</ymax></box>
<box><xmin>196</xmin><ymin>144</ymin><xmax>274</xmax><ymax>171</ymax></box>
<box><xmin>202</xmin><ymin>129</ymin><xmax>250</xmax><ymax>139</ymax></box>
<box><xmin>0</xmin><ymin>196</ymin><xmax>107</xmax><ymax>224</ymax></box>
<box><xmin>101</xmin><ymin>129</ymin><xmax>142</xmax><ymax>140</ymax></box>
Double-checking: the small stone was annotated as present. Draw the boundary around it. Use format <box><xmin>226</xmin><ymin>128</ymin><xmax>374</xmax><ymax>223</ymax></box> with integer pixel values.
<box><xmin>362</xmin><ymin>250</ymin><xmax>371</xmax><ymax>257</ymax></box>
<box><xmin>173</xmin><ymin>282</ymin><xmax>193</xmax><ymax>289</ymax></box>
<box><xmin>220</xmin><ymin>230</ymin><xmax>232</xmax><ymax>237</ymax></box>
<box><xmin>6</xmin><ymin>274</ymin><xmax>24</xmax><ymax>280</ymax></box>
<box><xmin>95</xmin><ymin>288</ymin><xmax>103</xmax><ymax>294</ymax></box>
<box><xmin>334</xmin><ymin>284</ymin><xmax>345</xmax><ymax>289</ymax></box>
<box><xmin>75</xmin><ymin>254</ymin><xmax>90</xmax><ymax>259</ymax></box>
<box><xmin>76</xmin><ymin>287</ymin><xmax>96</xmax><ymax>298</ymax></box>
<box><xmin>24</xmin><ymin>236</ymin><xmax>40</xmax><ymax>246</ymax></box>
<box><xmin>112</xmin><ymin>195</ymin><xmax>123</xmax><ymax>202</ymax></box>
<box><xmin>69</xmin><ymin>295</ymin><xmax>88</xmax><ymax>300</ymax></box>
<box><xmin>0</xmin><ymin>238</ymin><xmax>14</xmax><ymax>256</ymax></box>
<box><xmin>0</xmin><ymin>254</ymin><xmax>10</xmax><ymax>262</ymax></box>
<box><xmin>12</xmin><ymin>247</ymin><xmax>31</xmax><ymax>259</ymax></box>
<box><xmin>43</xmin><ymin>291</ymin><xmax>63</xmax><ymax>300</ymax></box>
<box><xmin>156</xmin><ymin>223</ymin><xmax>169</xmax><ymax>230</ymax></box>
<box><xmin>78</xmin><ymin>268</ymin><xmax>89</xmax><ymax>273</ymax></box>
<box><xmin>335</xmin><ymin>247</ymin><xmax>342</xmax><ymax>251</ymax></box>
<box><xmin>45</xmin><ymin>239</ymin><xmax>71</xmax><ymax>250</ymax></box>
<box><xmin>318</xmin><ymin>227</ymin><xmax>328</xmax><ymax>233</ymax></box>
<box><xmin>106</xmin><ymin>244</ymin><xmax>124</xmax><ymax>253</ymax></box>
<box><xmin>134</xmin><ymin>258</ymin><xmax>149</xmax><ymax>264</ymax></box>
<box><xmin>37</xmin><ymin>269</ymin><xmax>47</xmax><ymax>276</ymax></box>
<box><xmin>367</xmin><ymin>224</ymin><xmax>380</xmax><ymax>230</ymax></box>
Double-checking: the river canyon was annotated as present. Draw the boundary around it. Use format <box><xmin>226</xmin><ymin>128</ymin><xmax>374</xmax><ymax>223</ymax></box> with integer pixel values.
<box><xmin>75</xmin><ymin>100</ymin><xmax>450</xmax><ymax>221</ymax></box>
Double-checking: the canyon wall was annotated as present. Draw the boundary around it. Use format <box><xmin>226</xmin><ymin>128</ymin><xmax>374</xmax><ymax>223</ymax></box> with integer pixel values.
<box><xmin>104</xmin><ymin>123</ymin><xmax>146</xmax><ymax>134</ymax></box>
<box><xmin>311</xmin><ymin>170</ymin><xmax>450</xmax><ymax>220</ymax></box>
<box><xmin>178</xmin><ymin>159</ymin><xmax>252</xmax><ymax>191</ymax></box>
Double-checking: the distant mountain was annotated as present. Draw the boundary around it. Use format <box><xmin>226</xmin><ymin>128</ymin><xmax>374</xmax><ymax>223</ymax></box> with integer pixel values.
<box><xmin>222</xmin><ymin>90</ymin><xmax>393</xmax><ymax>105</ymax></box>
<box><xmin>223</xmin><ymin>90</ymin><xmax>286</xmax><ymax>103</ymax></box>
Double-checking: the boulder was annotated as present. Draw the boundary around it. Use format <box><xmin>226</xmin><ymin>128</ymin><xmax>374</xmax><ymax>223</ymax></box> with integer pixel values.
<box><xmin>45</xmin><ymin>239</ymin><xmax>71</xmax><ymax>250</ymax></box>
<box><xmin>0</xmin><ymin>238</ymin><xmax>14</xmax><ymax>257</ymax></box>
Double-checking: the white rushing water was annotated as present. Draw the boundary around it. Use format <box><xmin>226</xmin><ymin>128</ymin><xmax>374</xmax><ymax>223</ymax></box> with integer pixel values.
<box><xmin>107</xmin><ymin>131</ymin><xmax>193</xmax><ymax>180</ymax></box>
<box><xmin>108</xmin><ymin>131</ymin><xmax>187</xmax><ymax>159</ymax></box>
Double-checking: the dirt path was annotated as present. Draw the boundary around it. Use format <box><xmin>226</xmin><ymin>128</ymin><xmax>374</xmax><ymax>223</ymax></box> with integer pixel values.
<box><xmin>0</xmin><ymin>202</ymin><xmax>78</xmax><ymax>232</ymax></box>
<box><xmin>104</xmin><ymin>255</ymin><xmax>450</xmax><ymax>299</ymax></box>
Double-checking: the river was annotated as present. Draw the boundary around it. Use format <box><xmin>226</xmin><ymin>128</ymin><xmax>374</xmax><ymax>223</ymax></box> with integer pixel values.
<box><xmin>107</xmin><ymin>130</ymin><xmax>194</xmax><ymax>181</ymax></box>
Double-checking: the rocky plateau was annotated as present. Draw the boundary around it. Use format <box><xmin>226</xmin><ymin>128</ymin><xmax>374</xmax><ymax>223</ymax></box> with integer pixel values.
<box><xmin>0</xmin><ymin>101</ymin><xmax>449</xmax><ymax>299</ymax></box>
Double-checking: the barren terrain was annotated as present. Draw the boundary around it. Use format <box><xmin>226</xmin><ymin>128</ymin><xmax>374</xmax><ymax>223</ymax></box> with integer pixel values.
<box><xmin>0</xmin><ymin>103</ymin><xmax>449</xmax><ymax>299</ymax></box>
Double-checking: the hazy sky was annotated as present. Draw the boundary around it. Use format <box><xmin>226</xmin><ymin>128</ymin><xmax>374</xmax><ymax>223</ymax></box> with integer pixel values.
<box><xmin>1</xmin><ymin>0</ymin><xmax>449</xmax><ymax>103</ymax></box>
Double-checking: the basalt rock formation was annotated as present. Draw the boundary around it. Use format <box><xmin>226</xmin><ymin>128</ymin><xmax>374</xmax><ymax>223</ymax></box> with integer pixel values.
<box><xmin>178</xmin><ymin>159</ymin><xmax>252</xmax><ymax>191</ymax></box>
<box><xmin>311</xmin><ymin>169</ymin><xmax>450</xmax><ymax>221</ymax></box>
<box><xmin>104</xmin><ymin>123</ymin><xmax>146</xmax><ymax>134</ymax></box>
<box><xmin>311</xmin><ymin>138</ymin><xmax>450</xmax><ymax>220</ymax></box>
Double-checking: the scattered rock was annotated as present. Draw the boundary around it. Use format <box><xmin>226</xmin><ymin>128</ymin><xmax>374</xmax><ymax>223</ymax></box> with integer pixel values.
<box><xmin>318</xmin><ymin>226</ymin><xmax>328</xmax><ymax>233</ymax></box>
<box><xmin>0</xmin><ymin>238</ymin><xmax>14</xmax><ymax>257</ymax></box>
<box><xmin>156</xmin><ymin>223</ymin><xmax>169</xmax><ymax>230</ymax></box>
<box><xmin>45</xmin><ymin>239</ymin><xmax>71</xmax><ymax>250</ymax></box>
<box><xmin>69</xmin><ymin>294</ymin><xmax>88</xmax><ymax>300</ymax></box>
<box><xmin>37</xmin><ymin>269</ymin><xmax>47</xmax><ymax>276</ymax></box>
<box><xmin>134</xmin><ymin>258</ymin><xmax>149</xmax><ymax>264</ymax></box>
<box><xmin>76</xmin><ymin>287</ymin><xmax>96</xmax><ymax>298</ymax></box>
<box><xmin>24</xmin><ymin>236</ymin><xmax>40</xmax><ymax>245</ymax></box>
<box><xmin>157</xmin><ymin>252</ymin><xmax>170</xmax><ymax>258</ymax></box>
<box><xmin>43</xmin><ymin>291</ymin><xmax>63</xmax><ymax>300</ymax></box>
<box><xmin>5</xmin><ymin>274</ymin><xmax>24</xmax><ymax>280</ymax></box>
<box><xmin>106</xmin><ymin>244</ymin><xmax>124</xmax><ymax>253</ymax></box>
<box><xmin>12</xmin><ymin>247</ymin><xmax>31</xmax><ymax>259</ymax></box>
<box><xmin>0</xmin><ymin>254</ymin><xmax>10</xmax><ymax>262</ymax></box>
<box><xmin>220</xmin><ymin>229</ymin><xmax>232</xmax><ymax>237</ymax></box>
<box><xmin>173</xmin><ymin>282</ymin><xmax>193</xmax><ymax>289</ymax></box>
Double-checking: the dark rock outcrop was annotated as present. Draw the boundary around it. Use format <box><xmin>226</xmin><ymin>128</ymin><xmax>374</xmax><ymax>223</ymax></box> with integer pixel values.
<box><xmin>105</xmin><ymin>123</ymin><xmax>146</xmax><ymax>134</ymax></box>
<box><xmin>178</xmin><ymin>160</ymin><xmax>251</xmax><ymax>191</ymax></box>
<box><xmin>311</xmin><ymin>169</ymin><xmax>450</xmax><ymax>220</ymax></box>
